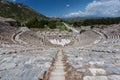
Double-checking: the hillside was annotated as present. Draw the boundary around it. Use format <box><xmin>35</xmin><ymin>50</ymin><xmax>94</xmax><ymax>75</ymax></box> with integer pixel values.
<box><xmin>0</xmin><ymin>0</ymin><xmax>48</xmax><ymax>25</ymax></box>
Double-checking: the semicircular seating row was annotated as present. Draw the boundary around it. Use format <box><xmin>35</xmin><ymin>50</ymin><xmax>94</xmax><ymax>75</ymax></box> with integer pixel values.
<box><xmin>19</xmin><ymin>31</ymin><xmax>44</xmax><ymax>46</ymax></box>
<box><xmin>63</xmin><ymin>37</ymin><xmax>120</xmax><ymax>80</ymax></box>
<box><xmin>0</xmin><ymin>47</ymin><xmax>57</xmax><ymax>80</ymax></box>
<box><xmin>105</xmin><ymin>32</ymin><xmax>120</xmax><ymax>40</ymax></box>
<box><xmin>76</xmin><ymin>31</ymin><xmax>100</xmax><ymax>46</ymax></box>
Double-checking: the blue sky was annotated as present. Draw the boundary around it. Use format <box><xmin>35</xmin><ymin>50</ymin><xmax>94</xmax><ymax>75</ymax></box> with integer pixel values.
<box><xmin>9</xmin><ymin>0</ymin><xmax>120</xmax><ymax>18</ymax></box>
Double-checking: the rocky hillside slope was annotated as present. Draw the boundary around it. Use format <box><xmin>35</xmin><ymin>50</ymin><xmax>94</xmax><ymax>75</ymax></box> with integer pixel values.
<box><xmin>0</xmin><ymin>0</ymin><xmax>48</xmax><ymax>25</ymax></box>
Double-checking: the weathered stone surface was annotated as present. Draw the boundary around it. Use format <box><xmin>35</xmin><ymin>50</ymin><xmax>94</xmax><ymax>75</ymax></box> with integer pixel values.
<box><xmin>108</xmin><ymin>75</ymin><xmax>120</xmax><ymax>80</ymax></box>
<box><xmin>0</xmin><ymin>63</ymin><xmax>16</xmax><ymax>70</ymax></box>
<box><xmin>0</xmin><ymin>49</ymin><xmax>57</xmax><ymax>80</ymax></box>
<box><xmin>89</xmin><ymin>68</ymin><xmax>106</xmax><ymax>76</ymax></box>
<box><xmin>1</xmin><ymin>17</ymin><xmax>120</xmax><ymax>80</ymax></box>
<box><xmin>106</xmin><ymin>67</ymin><xmax>120</xmax><ymax>74</ymax></box>
<box><xmin>83</xmin><ymin>76</ymin><xmax>108</xmax><ymax>80</ymax></box>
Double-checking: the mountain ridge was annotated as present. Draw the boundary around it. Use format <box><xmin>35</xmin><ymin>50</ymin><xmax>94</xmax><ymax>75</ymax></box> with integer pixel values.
<box><xmin>0</xmin><ymin>0</ymin><xmax>48</xmax><ymax>25</ymax></box>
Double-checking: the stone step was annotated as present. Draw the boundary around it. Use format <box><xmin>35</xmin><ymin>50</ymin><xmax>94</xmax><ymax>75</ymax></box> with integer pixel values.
<box><xmin>49</xmin><ymin>50</ymin><xmax>65</xmax><ymax>80</ymax></box>
<box><xmin>54</xmin><ymin>64</ymin><xmax>64</xmax><ymax>66</ymax></box>
<box><xmin>49</xmin><ymin>76</ymin><xmax>65</xmax><ymax>80</ymax></box>
<box><xmin>52</xmin><ymin>69</ymin><xmax>65</xmax><ymax>72</ymax></box>
<box><xmin>54</xmin><ymin>66</ymin><xmax>64</xmax><ymax>70</ymax></box>
<box><xmin>50</xmin><ymin>72</ymin><xmax>66</xmax><ymax>76</ymax></box>
<box><xmin>55</xmin><ymin>60</ymin><xmax>63</xmax><ymax>62</ymax></box>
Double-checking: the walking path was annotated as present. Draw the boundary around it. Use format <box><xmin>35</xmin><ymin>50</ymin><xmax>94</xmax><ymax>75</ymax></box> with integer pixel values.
<box><xmin>49</xmin><ymin>50</ymin><xmax>65</xmax><ymax>80</ymax></box>
<box><xmin>13</xmin><ymin>27</ymin><xmax>29</xmax><ymax>44</ymax></box>
<box><xmin>63</xmin><ymin>22</ymin><xmax>80</xmax><ymax>33</ymax></box>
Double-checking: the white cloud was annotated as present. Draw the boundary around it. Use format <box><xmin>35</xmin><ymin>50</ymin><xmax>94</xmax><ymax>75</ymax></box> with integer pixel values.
<box><xmin>66</xmin><ymin>4</ymin><xmax>70</xmax><ymax>7</ymax></box>
<box><xmin>10</xmin><ymin>0</ymin><xmax>16</xmax><ymax>2</ymax></box>
<box><xmin>65</xmin><ymin>0</ymin><xmax>120</xmax><ymax>17</ymax></box>
<box><xmin>13</xmin><ymin>0</ymin><xmax>16</xmax><ymax>2</ymax></box>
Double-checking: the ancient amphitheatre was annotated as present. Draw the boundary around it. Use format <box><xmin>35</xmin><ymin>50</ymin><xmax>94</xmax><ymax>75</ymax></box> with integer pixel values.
<box><xmin>0</xmin><ymin>16</ymin><xmax>120</xmax><ymax>80</ymax></box>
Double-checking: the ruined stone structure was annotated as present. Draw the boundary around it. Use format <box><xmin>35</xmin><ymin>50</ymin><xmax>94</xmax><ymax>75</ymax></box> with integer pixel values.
<box><xmin>0</xmin><ymin>17</ymin><xmax>120</xmax><ymax>80</ymax></box>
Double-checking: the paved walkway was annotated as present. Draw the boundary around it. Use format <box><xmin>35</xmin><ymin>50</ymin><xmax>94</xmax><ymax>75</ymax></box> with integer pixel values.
<box><xmin>63</xmin><ymin>22</ymin><xmax>80</xmax><ymax>33</ymax></box>
<box><xmin>49</xmin><ymin>50</ymin><xmax>65</xmax><ymax>80</ymax></box>
<box><xmin>13</xmin><ymin>27</ymin><xmax>28</xmax><ymax>44</ymax></box>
